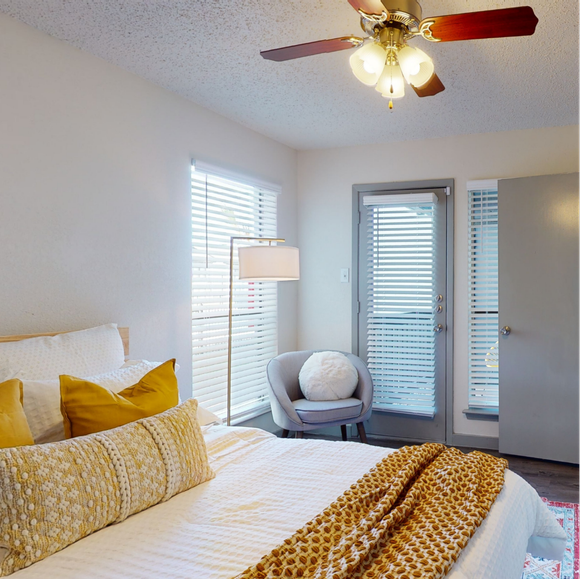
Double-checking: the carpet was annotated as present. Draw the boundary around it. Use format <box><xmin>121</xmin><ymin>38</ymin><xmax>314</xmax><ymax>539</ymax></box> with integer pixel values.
<box><xmin>522</xmin><ymin>499</ymin><xmax>579</xmax><ymax>579</ymax></box>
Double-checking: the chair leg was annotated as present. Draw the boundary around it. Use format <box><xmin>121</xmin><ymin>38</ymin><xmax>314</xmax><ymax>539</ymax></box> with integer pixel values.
<box><xmin>281</xmin><ymin>429</ymin><xmax>289</xmax><ymax>438</ymax></box>
<box><xmin>341</xmin><ymin>424</ymin><xmax>348</xmax><ymax>442</ymax></box>
<box><xmin>295</xmin><ymin>431</ymin><xmax>303</xmax><ymax>439</ymax></box>
<box><xmin>357</xmin><ymin>422</ymin><xmax>368</xmax><ymax>444</ymax></box>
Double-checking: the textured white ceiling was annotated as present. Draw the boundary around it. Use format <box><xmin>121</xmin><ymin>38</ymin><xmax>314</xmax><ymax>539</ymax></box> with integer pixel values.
<box><xmin>0</xmin><ymin>0</ymin><xmax>577</xmax><ymax>149</ymax></box>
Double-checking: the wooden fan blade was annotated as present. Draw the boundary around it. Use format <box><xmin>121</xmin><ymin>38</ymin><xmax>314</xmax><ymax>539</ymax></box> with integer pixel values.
<box><xmin>347</xmin><ymin>0</ymin><xmax>387</xmax><ymax>16</ymax></box>
<box><xmin>412</xmin><ymin>74</ymin><xmax>445</xmax><ymax>97</ymax></box>
<box><xmin>420</xmin><ymin>6</ymin><xmax>538</xmax><ymax>42</ymax></box>
<box><xmin>260</xmin><ymin>37</ymin><xmax>363</xmax><ymax>62</ymax></box>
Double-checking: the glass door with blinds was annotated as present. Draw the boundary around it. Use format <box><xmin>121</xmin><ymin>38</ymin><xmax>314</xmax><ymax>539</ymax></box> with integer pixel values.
<box><xmin>191</xmin><ymin>163</ymin><xmax>279</xmax><ymax>423</ymax></box>
<box><xmin>354</xmin><ymin>182</ymin><xmax>452</xmax><ymax>443</ymax></box>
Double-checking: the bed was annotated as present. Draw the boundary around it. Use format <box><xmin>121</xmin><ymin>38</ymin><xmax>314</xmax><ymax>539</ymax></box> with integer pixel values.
<box><xmin>0</xmin><ymin>326</ymin><xmax>568</xmax><ymax>579</ymax></box>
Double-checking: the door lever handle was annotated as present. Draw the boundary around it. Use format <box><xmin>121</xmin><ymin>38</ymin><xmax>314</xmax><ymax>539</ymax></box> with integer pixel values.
<box><xmin>500</xmin><ymin>326</ymin><xmax>511</xmax><ymax>336</ymax></box>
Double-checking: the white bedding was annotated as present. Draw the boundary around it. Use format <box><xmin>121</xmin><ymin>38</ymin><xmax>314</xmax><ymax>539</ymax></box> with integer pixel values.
<box><xmin>12</xmin><ymin>425</ymin><xmax>566</xmax><ymax>579</ymax></box>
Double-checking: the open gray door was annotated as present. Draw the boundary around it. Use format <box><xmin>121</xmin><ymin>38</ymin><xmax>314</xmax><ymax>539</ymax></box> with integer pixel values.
<box><xmin>498</xmin><ymin>173</ymin><xmax>579</xmax><ymax>464</ymax></box>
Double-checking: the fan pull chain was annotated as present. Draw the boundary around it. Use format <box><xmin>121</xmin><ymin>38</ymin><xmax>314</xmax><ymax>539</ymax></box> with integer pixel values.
<box><xmin>389</xmin><ymin>54</ymin><xmax>394</xmax><ymax>111</ymax></box>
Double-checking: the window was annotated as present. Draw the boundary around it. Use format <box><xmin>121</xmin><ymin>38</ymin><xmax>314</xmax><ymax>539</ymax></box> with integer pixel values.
<box><xmin>191</xmin><ymin>162</ymin><xmax>279</xmax><ymax>422</ymax></box>
<box><xmin>467</xmin><ymin>180</ymin><xmax>499</xmax><ymax>410</ymax></box>
<box><xmin>363</xmin><ymin>193</ymin><xmax>440</xmax><ymax>417</ymax></box>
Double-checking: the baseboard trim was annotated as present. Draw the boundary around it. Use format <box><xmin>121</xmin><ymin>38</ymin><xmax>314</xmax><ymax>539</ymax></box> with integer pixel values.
<box><xmin>365</xmin><ymin>432</ymin><xmax>446</xmax><ymax>445</ymax></box>
<box><xmin>451</xmin><ymin>434</ymin><xmax>499</xmax><ymax>451</ymax></box>
<box><xmin>235</xmin><ymin>414</ymin><xmax>500</xmax><ymax>451</ymax></box>
<box><xmin>236</xmin><ymin>410</ymin><xmax>281</xmax><ymax>435</ymax></box>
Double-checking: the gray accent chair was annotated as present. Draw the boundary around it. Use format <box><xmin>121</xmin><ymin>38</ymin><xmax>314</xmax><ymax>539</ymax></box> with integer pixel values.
<box><xmin>266</xmin><ymin>350</ymin><xmax>373</xmax><ymax>442</ymax></box>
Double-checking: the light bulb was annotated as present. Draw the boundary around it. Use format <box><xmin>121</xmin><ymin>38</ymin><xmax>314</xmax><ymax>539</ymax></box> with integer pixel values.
<box><xmin>408</xmin><ymin>62</ymin><xmax>421</xmax><ymax>76</ymax></box>
<box><xmin>363</xmin><ymin>60</ymin><xmax>376</xmax><ymax>73</ymax></box>
<box><xmin>412</xmin><ymin>60</ymin><xmax>435</xmax><ymax>87</ymax></box>
<box><xmin>398</xmin><ymin>45</ymin><xmax>421</xmax><ymax>77</ymax></box>
<box><xmin>375</xmin><ymin>62</ymin><xmax>405</xmax><ymax>99</ymax></box>
<box><xmin>349</xmin><ymin>42</ymin><xmax>387</xmax><ymax>86</ymax></box>
<box><xmin>398</xmin><ymin>45</ymin><xmax>435</xmax><ymax>88</ymax></box>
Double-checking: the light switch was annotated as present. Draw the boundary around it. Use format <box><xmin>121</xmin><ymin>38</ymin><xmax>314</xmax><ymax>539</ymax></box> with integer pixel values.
<box><xmin>340</xmin><ymin>268</ymin><xmax>350</xmax><ymax>283</ymax></box>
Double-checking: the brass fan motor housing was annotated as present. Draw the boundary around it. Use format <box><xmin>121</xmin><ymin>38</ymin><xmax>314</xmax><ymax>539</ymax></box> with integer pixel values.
<box><xmin>360</xmin><ymin>0</ymin><xmax>422</xmax><ymax>36</ymax></box>
<box><xmin>381</xmin><ymin>0</ymin><xmax>422</xmax><ymax>22</ymax></box>
<box><xmin>378</xmin><ymin>26</ymin><xmax>406</xmax><ymax>49</ymax></box>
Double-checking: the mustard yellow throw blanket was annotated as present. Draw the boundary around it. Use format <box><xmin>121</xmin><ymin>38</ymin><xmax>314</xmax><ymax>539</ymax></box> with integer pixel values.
<box><xmin>236</xmin><ymin>443</ymin><xmax>507</xmax><ymax>579</ymax></box>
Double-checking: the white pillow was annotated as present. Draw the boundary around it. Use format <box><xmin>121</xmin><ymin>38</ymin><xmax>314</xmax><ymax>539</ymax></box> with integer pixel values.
<box><xmin>299</xmin><ymin>351</ymin><xmax>359</xmax><ymax>401</ymax></box>
<box><xmin>0</xmin><ymin>366</ymin><xmax>22</xmax><ymax>382</ymax></box>
<box><xmin>126</xmin><ymin>362</ymin><xmax>217</xmax><ymax>425</ymax></box>
<box><xmin>122</xmin><ymin>359</ymin><xmax>180</xmax><ymax>373</ymax></box>
<box><xmin>0</xmin><ymin>324</ymin><xmax>125</xmax><ymax>381</ymax></box>
<box><xmin>23</xmin><ymin>360</ymin><xmax>162</xmax><ymax>444</ymax></box>
<box><xmin>196</xmin><ymin>404</ymin><xmax>222</xmax><ymax>426</ymax></box>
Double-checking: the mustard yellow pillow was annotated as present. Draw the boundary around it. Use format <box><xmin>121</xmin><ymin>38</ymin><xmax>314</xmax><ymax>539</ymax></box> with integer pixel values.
<box><xmin>0</xmin><ymin>379</ymin><xmax>34</xmax><ymax>448</ymax></box>
<box><xmin>0</xmin><ymin>399</ymin><xmax>214</xmax><ymax>576</ymax></box>
<box><xmin>60</xmin><ymin>359</ymin><xmax>179</xmax><ymax>438</ymax></box>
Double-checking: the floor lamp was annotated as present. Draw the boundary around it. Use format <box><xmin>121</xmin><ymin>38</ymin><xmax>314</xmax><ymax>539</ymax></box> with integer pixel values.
<box><xmin>227</xmin><ymin>237</ymin><xmax>300</xmax><ymax>426</ymax></box>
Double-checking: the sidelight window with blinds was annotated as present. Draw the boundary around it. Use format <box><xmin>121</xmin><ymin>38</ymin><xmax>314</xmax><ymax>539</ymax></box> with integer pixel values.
<box><xmin>364</xmin><ymin>193</ymin><xmax>438</xmax><ymax>417</ymax></box>
<box><xmin>467</xmin><ymin>180</ymin><xmax>499</xmax><ymax>410</ymax></box>
<box><xmin>191</xmin><ymin>162</ymin><xmax>279</xmax><ymax>422</ymax></box>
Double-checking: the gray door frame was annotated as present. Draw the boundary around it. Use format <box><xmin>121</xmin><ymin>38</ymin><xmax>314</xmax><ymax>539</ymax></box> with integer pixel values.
<box><xmin>352</xmin><ymin>178</ymin><xmax>454</xmax><ymax>445</ymax></box>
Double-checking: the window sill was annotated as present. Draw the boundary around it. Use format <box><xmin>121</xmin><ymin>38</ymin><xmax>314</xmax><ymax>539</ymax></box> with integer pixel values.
<box><xmin>462</xmin><ymin>408</ymin><xmax>499</xmax><ymax>422</ymax></box>
<box><xmin>231</xmin><ymin>403</ymin><xmax>271</xmax><ymax>425</ymax></box>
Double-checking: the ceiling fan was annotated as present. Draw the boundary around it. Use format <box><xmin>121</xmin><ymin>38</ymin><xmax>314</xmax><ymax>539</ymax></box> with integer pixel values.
<box><xmin>260</xmin><ymin>0</ymin><xmax>539</xmax><ymax>109</ymax></box>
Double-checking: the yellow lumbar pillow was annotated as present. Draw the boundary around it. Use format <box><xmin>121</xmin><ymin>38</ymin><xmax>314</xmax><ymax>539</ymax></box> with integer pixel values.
<box><xmin>60</xmin><ymin>359</ymin><xmax>179</xmax><ymax>438</ymax></box>
<box><xmin>0</xmin><ymin>379</ymin><xmax>34</xmax><ymax>448</ymax></box>
<box><xmin>0</xmin><ymin>399</ymin><xmax>214</xmax><ymax>576</ymax></box>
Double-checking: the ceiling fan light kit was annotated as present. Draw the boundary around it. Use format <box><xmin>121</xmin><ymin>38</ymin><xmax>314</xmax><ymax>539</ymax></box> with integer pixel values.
<box><xmin>349</xmin><ymin>42</ymin><xmax>387</xmax><ymax>85</ymax></box>
<box><xmin>350</xmin><ymin>24</ymin><xmax>436</xmax><ymax>108</ymax></box>
<box><xmin>375</xmin><ymin>61</ymin><xmax>405</xmax><ymax>104</ymax></box>
<box><xmin>398</xmin><ymin>46</ymin><xmax>434</xmax><ymax>87</ymax></box>
<box><xmin>260</xmin><ymin>0</ymin><xmax>539</xmax><ymax>110</ymax></box>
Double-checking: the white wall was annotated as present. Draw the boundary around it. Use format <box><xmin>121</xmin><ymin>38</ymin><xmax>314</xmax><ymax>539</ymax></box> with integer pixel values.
<box><xmin>1</xmin><ymin>11</ymin><xmax>576</xmax><ymax>436</ymax></box>
<box><xmin>0</xmin><ymin>13</ymin><xmax>298</xmax><ymax>399</ymax></box>
<box><xmin>296</xmin><ymin>125</ymin><xmax>579</xmax><ymax>438</ymax></box>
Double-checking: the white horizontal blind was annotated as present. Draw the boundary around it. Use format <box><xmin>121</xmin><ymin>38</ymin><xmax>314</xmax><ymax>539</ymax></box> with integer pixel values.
<box><xmin>191</xmin><ymin>164</ymin><xmax>278</xmax><ymax>422</ymax></box>
<box><xmin>365</xmin><ymin>197</ymin><xmax>437</xmax><ymax>417</ymax></box>
<box><xmin>468</xmin><ymin>183</ymin><xmax>499</xmax><ymax>409</ymax></box>
<box><xmin>363</xmin><ymin>193</ymin><xmax>439</xmax><ymax>206</ymax></box>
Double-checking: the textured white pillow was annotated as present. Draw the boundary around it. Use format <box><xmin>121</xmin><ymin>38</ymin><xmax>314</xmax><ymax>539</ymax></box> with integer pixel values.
<box><xmin>23</xmin><ymin>360</ymin><xmax>163</xmax><ymax>444</ymax></box>
<box><xmin>0</xmin><ymin>366</ymin><xmax>22</xmax><ymax>382</ymax></box>
<box><xmin>299</xmin><ymin>351</ymin><xmax>359</xmax><ymax>401</ymax></box>
<box><xmin>196</xmin><ymin>404</ymin><xmax>222</xmax><ymax>426</ymax></box>
<box><xmin>0</xmin><ymin>324</ymin><xmax>125</xmax><ymax>381</ymax></box>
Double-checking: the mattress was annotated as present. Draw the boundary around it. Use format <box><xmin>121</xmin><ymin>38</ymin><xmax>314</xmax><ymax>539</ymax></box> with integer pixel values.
<box><xmin>12</xmin><ymin>425</ymin><xmax>566</xmax><ymax>579</ymax></box>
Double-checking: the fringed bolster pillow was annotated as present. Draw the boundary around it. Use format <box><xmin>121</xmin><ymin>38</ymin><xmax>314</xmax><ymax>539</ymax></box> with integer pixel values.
<box><xmin>0</xmin><ymin>398</ymin><xmax>214</xmax><ymax>576</ymax></box>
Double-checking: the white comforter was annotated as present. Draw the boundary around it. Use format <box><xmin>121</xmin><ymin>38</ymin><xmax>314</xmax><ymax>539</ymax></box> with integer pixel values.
<box><xmin>13</xmin><ymin>425</ymin><xmax>566</xmax><ymax>579</ymax></box>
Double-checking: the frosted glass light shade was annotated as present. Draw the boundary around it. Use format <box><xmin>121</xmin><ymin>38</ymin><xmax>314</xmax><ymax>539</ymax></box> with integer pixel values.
<box><xmin>398</xmin><ymin>46</ymin><xmax>434</xmax><ymax>88</ymax></box>
<box><xmin>238</xmin><ymin>245</ymin><xmax>300</xmax><ymax>281</ymax></box>
<box><xmin>375</xmin><ymin>63</ymin><xmax>405</xmax><ymax>98</ymax></box>
<box><xmin>397</xmin><ymin>45</ymin><xmax>422</xmax><ymax>77</ymax></box>
<box><xmin>349</xmin><ymin>43</ymin><xmax>387</xmax><ymax>86</ymax></box>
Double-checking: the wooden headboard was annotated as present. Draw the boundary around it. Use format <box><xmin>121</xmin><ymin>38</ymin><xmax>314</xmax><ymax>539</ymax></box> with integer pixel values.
<box><xmin>0</xmin><ymin>327</ymin><xmax>130</xmax><ymax>358</ymax></box>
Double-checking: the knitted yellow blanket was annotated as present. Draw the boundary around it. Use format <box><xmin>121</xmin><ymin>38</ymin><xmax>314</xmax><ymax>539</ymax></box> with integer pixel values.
<box><xmin>235</xmin><ymin>443</ymin><xmax>507</xmax><ymax>579</ymax></box>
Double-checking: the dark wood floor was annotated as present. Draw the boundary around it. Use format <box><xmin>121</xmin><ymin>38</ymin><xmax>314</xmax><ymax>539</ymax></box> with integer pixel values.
<box><xmin>303</xmin><ymin>433</ymin><xmax>579</xmax><ymax>504</ymax></box>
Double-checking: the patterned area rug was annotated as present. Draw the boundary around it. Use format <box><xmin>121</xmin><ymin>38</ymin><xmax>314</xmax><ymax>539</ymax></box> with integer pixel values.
<box><xmin>522</xmin><ymin>499</ymin><xmax>579</xmax><ymax>579</ymax></box>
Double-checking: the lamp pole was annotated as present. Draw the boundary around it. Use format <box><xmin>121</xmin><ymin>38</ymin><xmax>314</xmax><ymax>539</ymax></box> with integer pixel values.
<box><xmin>227</xmin><ymin>236</ymin><xmax>285</xmax><ymax>426</ymax></box>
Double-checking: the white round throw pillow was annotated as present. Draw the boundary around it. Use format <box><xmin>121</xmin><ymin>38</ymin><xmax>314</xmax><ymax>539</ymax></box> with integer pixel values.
<box><xmin>299</xmin><ymin>351</ymin><xmax>359</xmax><ymax>401</ymax></box>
